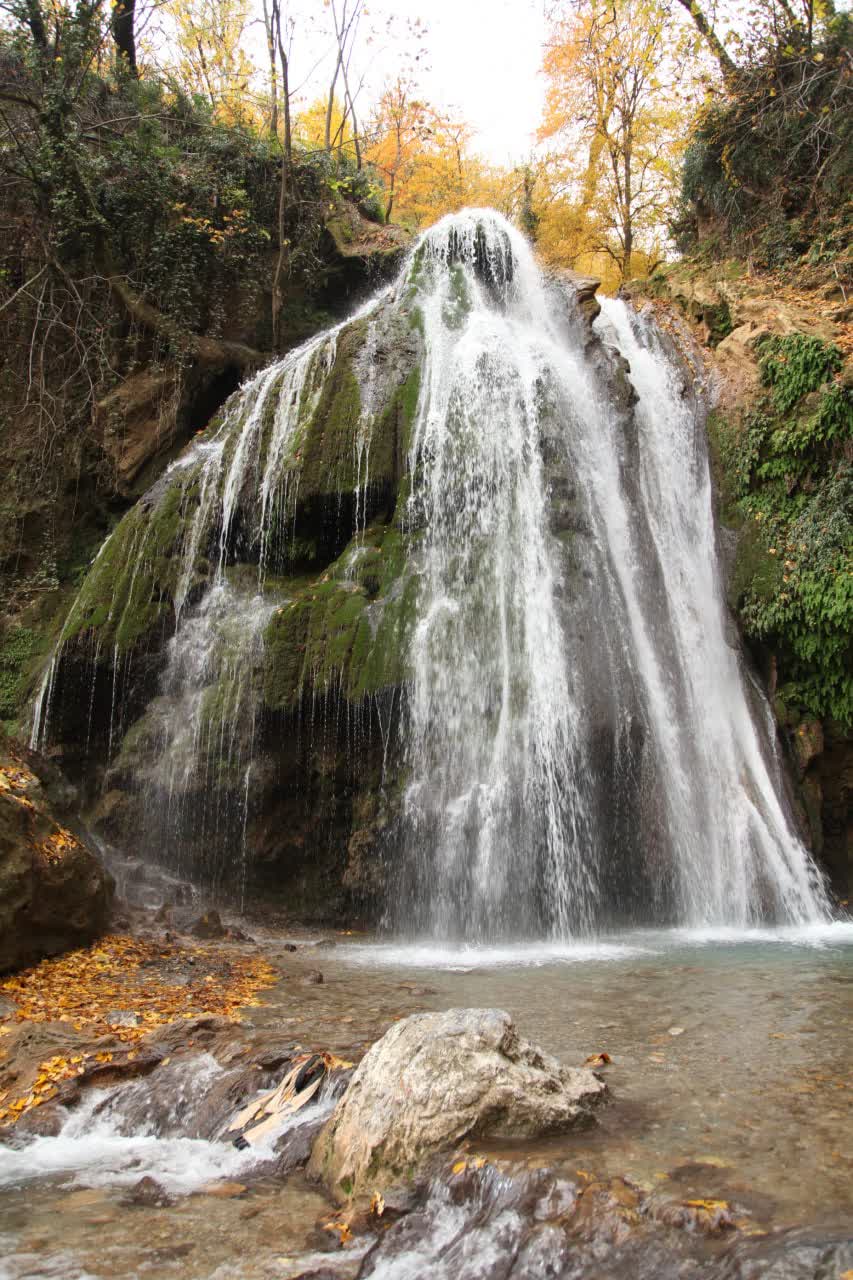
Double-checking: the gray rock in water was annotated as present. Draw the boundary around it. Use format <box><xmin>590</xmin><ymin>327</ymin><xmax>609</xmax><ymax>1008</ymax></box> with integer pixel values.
<box><xmin>309</xmin><ymin>1008</ymin><xmax>606</xmax><ymax>1203</ymax></box>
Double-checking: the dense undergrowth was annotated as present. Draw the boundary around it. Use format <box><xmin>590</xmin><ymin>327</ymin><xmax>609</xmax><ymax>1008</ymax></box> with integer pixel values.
<box><xmin>711</xmin><ymin>334</ymin><xmax>852</xmax><ymax>727</ymax></box>
<box><xmin>675</xmin><ymin>11</ymin><xmax>852</xmax><ymax>271</ymax></box>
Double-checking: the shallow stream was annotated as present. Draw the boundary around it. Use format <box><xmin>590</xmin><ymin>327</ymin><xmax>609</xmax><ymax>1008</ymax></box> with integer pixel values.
<box><xmin>1</xmin><ymin>924</ymin><xmax>851</xmax><ymax>1278</ymax></box>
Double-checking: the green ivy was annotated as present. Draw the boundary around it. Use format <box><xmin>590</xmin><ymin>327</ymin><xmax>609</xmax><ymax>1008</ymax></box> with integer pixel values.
<box><xmin>719</xmin><ymin>335</ymin><xmax>852</xmax><ymax>726</ymax></box>
<box><xmin>758</xmin><ymin>333</ymin><xmax>843</xmax><ymax>413</ymax></box>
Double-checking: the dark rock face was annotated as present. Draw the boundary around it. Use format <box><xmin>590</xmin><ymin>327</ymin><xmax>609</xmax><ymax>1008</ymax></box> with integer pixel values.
<box><xmin>0</xmin><ymin>740</ymin><xmax>113</xmax><ymax>973</ymax></box>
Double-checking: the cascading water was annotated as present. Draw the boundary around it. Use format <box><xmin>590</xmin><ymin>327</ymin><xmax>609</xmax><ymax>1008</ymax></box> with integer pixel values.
<box><xmin>30</xmin><ymin>208</ymin><xmax>829</xmax><ymax>935</ymax></box>
<box><xmin>385</xmin><ymin>213</ymin><xmax>827</xmax><ymax>937</ymax></box>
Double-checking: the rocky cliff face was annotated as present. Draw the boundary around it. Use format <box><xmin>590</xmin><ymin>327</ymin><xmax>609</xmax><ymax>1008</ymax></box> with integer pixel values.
<box><xmin>633</xmin><ymin>261</ymin><xmax>851</xmax><ymax>897</ymax></box>
<box><xmin>26</xmin><ymin>250</ymin><xmax>618</xmax><ymax>920</ymax></box>
<box><xmin>0</xmin><ymin>198</ymin><xmax>410</xmax><ymax>745</ymax></box>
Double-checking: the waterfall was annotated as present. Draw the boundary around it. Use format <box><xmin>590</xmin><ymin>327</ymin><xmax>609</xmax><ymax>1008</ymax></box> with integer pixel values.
<box><xmin>30</xmin><ymin>209</ymin><xmax>829</xmax><ymax>934</ymax></box>
<box><xmin>388</xmin><ymin>210</ymin><xmax>828</xmax><ymax>936</ymax></box>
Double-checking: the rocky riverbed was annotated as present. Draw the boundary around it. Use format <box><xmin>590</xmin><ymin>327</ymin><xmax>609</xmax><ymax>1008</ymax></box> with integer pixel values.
<box><xmin>1</xmin><ymin>893</ymin><xmax>851</xmax><ymax>1279</ymax></box>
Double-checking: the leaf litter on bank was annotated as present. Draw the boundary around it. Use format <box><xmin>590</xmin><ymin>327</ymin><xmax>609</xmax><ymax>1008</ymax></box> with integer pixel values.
<box><xmin>0</xmin><ymin>933</ymin><xmax>276</xmax><ymax>1126</ymax></box>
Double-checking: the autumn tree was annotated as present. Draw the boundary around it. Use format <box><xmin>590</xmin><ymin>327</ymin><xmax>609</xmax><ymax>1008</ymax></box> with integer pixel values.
<box><xmin>538</xmin><ymin>0</ymin><xmax>696</xmax><ymax>281</ymax></box>
<box><xmin>364</xmin><ymin>77</ymin><xmax>429</xmax><ymax>221</ymax></box>
<box><xmin>166</xmin><ymin>0</ymin><xmax>255</xmax><ymax>125</ymax></box>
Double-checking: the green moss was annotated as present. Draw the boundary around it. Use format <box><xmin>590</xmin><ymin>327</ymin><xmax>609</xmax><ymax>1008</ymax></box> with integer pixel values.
<box><xmin>729</xmin><ymin>518</ymin><xmax>784</xmax><ymax>611</ymax></box>
<box><xmin>262</xmin><ymin>522</ymin><xmax>415</xmax><ymax>710</ymax></box>
<box><xmin>407</xmin><ymin>243</ymin><xmax>426</xmax><ymax>292</ymax></box>
<box><xmin>291</xmin><ymin>322</ymin><xmax>367</xmax><ymax>499</ymax></box>
<box><xmin>0</xmin><ymin>626</ymin><xmax>37</xmax><ymax>719</ymax></box>
<box><xmin>706</xmin><ymin>409</ymin><xmax>746</xmax><ymax>527</ymax></box>
<box><xmin>443</xmin><ymin>264</ymin><xmax>471</xmax><ymax>330</ymax></box>
<box><xmin>706</xmin><ymin>299</ymin><xmax>733</xmax><ymax>346</ymax></box>
<box><xmin>60</xmin><ymin>471</ymin><xmax>195</xmax><ymax>653</ymax></box>
<box><xmin>370</xmin><ymin>365</ymin><xmax>421</xmax><ymax>480</ymax></box>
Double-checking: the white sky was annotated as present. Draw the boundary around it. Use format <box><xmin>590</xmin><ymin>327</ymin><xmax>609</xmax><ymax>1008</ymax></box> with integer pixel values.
<box><xmin>388</xmin><ymin>0</ymin><xmax>548</xmax><ymax>165</ymax></box>
<box><xmin>270</xmin><ymin>0</ymin><xmax>549</xmax><ymax>166</ymax></box>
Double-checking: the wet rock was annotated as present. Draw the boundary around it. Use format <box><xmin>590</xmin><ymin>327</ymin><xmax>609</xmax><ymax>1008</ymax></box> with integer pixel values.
<box><xmin>105</xmin><ymin>1010</ymin><xmax>140</xmax><ymax>1028</ymax></box>
<box><xmin>309</xmin><ymin>1008</ymin><xmax>606</xmax><ymax>1202</ymax></box>
<box><xmin>793</xmin><ymin>719</ymin><xmax>823</xmax><ymax>774</ymax></box>
<box><xmin>274</xmin><ymin>1108</ymin><xmax>335</xmax><ymax>1177</ymax></box>
<box><xmin>0</xmin><ymin>745</ymin><xmax>113</xmax><ymax>973</ymax></box>
<box><xmin>12</xmin><ymin>1101</ymin><xmax>64</xmax><ymax>1138</ymax></box>
<box><xmin>226</xmin><ymin>925</ymin><xmax>252</xmax><ymax>942</ymax></box>
<box><xmin>714</xmin><ymin>1228</ymin><xmax>853</xmax><ymax>1279</ymax></box>
<box><xmin>190</xmin><ymin>909</ymin><xmax>227</xmax><ymax>939</ymax></box>
<box><xmin>301</xmin><ymin>970</ymin><xmax>324</xmax><ymax>986</ymax></box>
<box><xmin>123</xmin><ymin>1176</ymin><xmax>174</xmax><ymax>1208</ymax></box>
<box><xmin>198</xmin><ymin>1181</ymin><xmax>247</xmax><ymax>1198</ymax></box>
<box><xmin>59</xmin><ymin>1189</ymin><xmax>107</xmax><ymax>1210</ymax></box>
<box><xmin>64</xmin><ymin>1044</ymin><xmax>163</xmax><ymax>1093</ymax></box>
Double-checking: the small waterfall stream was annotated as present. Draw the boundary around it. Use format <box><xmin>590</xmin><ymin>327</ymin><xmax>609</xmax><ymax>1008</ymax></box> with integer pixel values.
<box><xmin>29</xmin><ymin>209</ymin><xmax>828</xmax><ymax>937</ymax></box>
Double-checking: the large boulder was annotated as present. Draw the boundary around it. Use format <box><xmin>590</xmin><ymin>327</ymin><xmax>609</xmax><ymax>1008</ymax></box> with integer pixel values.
<box><xmin>0</xmin><ymin>744</ymin><xmax>113</xmax><ymax>973</ymax></box>
<box><xmin>309</xmin><ymin>1008</ymin><xmax>606</xmax><ymax>1202</ymax></box>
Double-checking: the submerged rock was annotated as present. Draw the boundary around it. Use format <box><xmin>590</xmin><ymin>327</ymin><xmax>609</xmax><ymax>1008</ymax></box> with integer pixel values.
<box><xmin>190</xmin><ymin>909</ymin><xmax>227</xmax><ymax>939</ymax></box>
<box><xmin>123</xmin><ymin>1175</ymin><xmax>174</xmax><ymax>1208</ymax></box>
<box><xmin>0</xmin><ymin>742</ymin><xmax>113</xmax><ymax>973</ymax></box>
<box><xmin>309</xmin><ymin>1007</ymin><xmax>606</xmax><ymax>1202</ymax></box>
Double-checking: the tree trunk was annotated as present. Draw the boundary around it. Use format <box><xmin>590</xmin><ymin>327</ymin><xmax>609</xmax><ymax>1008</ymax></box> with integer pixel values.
<box><xmin>325</xmin><ymin>56</ymin><xmax>342</xmax><ymax>154</ymax></box>
<box><xmin>262</xmin><ymin>0</ymin><xmax>278</xmax><ymax>138</ymax></box>
<box><xmin>622</xmin><ymin>143</ymin><xmax>633</xmax><ymax>281</ymax></box>
<box><xmin>674</xmin><ymin>0</ymin><xmax>738</xmax><ymax>84</ymax></box>
<box><xmin>111</xmin><ymin>0</ymin><xmax>138</xmax><ymax>77</ymax></box>
<box><xmin>271</xmin><ymin>0</ymin><xmax>292</xmax><ymax>350</ymax></box>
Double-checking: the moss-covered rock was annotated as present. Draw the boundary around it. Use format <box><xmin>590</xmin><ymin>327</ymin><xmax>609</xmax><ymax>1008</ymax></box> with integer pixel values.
<box><xmin>262</xmin><ymin>523</ymin><xmax>417</xmax><ymax>711</ymax></box>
